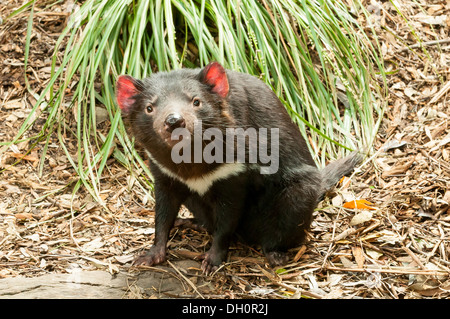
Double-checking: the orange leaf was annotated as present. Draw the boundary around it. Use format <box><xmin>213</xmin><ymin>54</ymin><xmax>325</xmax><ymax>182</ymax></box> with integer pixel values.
<box><xmin>343</xmin><ymin>199</ymin><xmax>376</xmax><ymax>210</ymax></box>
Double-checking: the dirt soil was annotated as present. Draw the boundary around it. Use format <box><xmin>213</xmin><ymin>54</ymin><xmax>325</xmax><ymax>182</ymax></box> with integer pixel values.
<box><xmin>0</xmin><ymin>0</ymin><xmax>449</xmax><ymax>299</ymax></box>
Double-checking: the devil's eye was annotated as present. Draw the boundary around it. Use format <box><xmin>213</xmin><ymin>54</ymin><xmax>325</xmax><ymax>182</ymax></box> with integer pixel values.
<box><xmin>145</xmin><ymin>104</ymin><xmax>153</xmax><ymax>114</ymax></box>
<box><xmin>192</xmin><ymin>97</ymin><xmax>201</xmax><ymax>107</ymax></box>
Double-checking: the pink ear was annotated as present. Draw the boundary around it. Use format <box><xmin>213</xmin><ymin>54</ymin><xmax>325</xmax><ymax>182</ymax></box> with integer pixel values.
<box><xmin>116</xmin><ymin>75</ymin><xmax>139</xmax><ymax>113</ymax></box>
<box><xmin>200</xmin><ymin>62</ymin><xmax>229</xmax><ymax>98</ymax></box>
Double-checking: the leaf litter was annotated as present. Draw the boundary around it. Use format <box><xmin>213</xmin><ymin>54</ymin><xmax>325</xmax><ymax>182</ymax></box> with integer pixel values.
<box><xmin>0</xmin><ymin>0</ymin><xmax>449</xmax><ymax>299</ymax></box>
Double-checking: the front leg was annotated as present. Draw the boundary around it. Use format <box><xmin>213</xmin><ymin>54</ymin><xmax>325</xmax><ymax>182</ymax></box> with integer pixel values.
<box><xmin>201</xmin><ymin>225</ymin><xmax>234</xmax><ymax>275</ymax></box>
<box><xmin>133</xmin><ymin>183</ymin><xmax>184</xmax><ymax>267</ymax></box>
<box><xmin>200</xmin><ymin>184</ymin><xmax>246</xmax><ymax>275</ymax></box>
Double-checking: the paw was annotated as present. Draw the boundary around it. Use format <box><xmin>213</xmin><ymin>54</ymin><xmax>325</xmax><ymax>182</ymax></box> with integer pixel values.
<box><xmin>265</xmin><ymin>251</ymin><xmax>289</xmax><ymax>267</ymax></box>
<box><xmin>133</xmin><ymin>246</ymin><xmax>166</xmax><ymax>267</ymax></box>
<box><xmin>199</xmin><ymin>252</ymin><xmax>223</xmax><ymax>275</ymax></box>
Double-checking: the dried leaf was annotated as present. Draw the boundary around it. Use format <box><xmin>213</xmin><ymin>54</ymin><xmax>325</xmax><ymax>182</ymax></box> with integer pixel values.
<box><xmin>331</xmin><ymin>194</ymin><xmax>343</xmax><ymax>206</ymax></box>
<box><xmin>413</xmin><ymin>14</ymin><xmax>448</xmax><ymax>26</ymax></box>
<box><xmin>14</xmin><ymin>213</ymin><xmax>33</xmax><ymax>220</ymax></box>
<box><xmin>114</xmin><ymin>255</ymin><xmax>134</xmax><ymax>264</ymax></box>
<box><xmin>365</xmin><ymin>249</ymin><xmax>383</xmax><ymax>260</ymax></box>
<box><xmin>404</xmin><ymin>87</ymin><xmax>419</xmax><ymax>99</ymax></box>
<box><xmin>350</xmin><ymin>211</ymin><xmax>373</xmax><ymax>226</ymax></box>
<box><xmin>7</xmin><ymin>152</ymin><xmax>38</xmax><ymax>162</ymax></box>
<box><xmin>381</xmin><ymin>159</ymin><xmax>414</xmax><ymax>178</ymax></box>
<box><xmin>352</xmin><ymin>246</ymin><xmax>365</xmax><ymax>268</ymax></box>
<box><xmin>383</xmin><ymin>138</ymin><xmax>407</xmax><ymax>152</ymax></box>
<box><xmin>443</xmin><ymin>190</ymin><xmax>450</xmax><ymax>205</ymax></box>
<box><xmin>249</xmin><ymin>288</ymin><xmax>275</xmax><ymax>295</ymax></box>
<box><xmin>339</xmin><ymin>176</ymin><xmax>353</xmax><ymax>188</ymax></box>
<box><xmin>24</xmin><ymin>233</ymin><xmax>40</xmax><ymax>242</ymax></box>
<box><xmin>335</xmin><ymin>227</ymin><xmax>357</xmax><ymax>242</ymax></box>
<box><xmin>293</xmin><ymin>245</ymin><xmax>307</xmax><ymax>262</ymax></box>
<box><xmin>82</xmin><ymin>237</ymin><xmax>105</xmax><ymax>252</ymax></box>
<box><xmin>376</xmin><ymin>230</ymin><xmax>402</xmax><ymax>245</ymax></box>
<box><xmin>339</xmin><ymin>256</ymin><xmax>355</xmax><ymax>268</ymax></box>
<box><xmin>4</xmin><ymin>100</ymin><xmax>22</xmax><ymax>109</ymax></box>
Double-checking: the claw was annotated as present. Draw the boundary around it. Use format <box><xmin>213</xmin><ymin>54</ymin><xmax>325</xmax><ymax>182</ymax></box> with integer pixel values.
<box><xmin>133</xmin><ymin>246</ymin><xmax>166</xmax><ymax>267</ymax></box>
<box><xmin>198</xmin><ymin>251</ymin><xmax>223</xmax><ymax>275</ymax></box>
<box><xmin>201</xmin><ymin>258</ymin><xmax>219</xmax><ymax>275</ymax></box>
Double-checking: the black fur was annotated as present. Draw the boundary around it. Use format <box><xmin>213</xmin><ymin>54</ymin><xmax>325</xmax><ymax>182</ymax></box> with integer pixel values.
<box><xmin>117</xmin><ymin>63</ymin><xmax>361</xmax><ymax>274</ymax></box>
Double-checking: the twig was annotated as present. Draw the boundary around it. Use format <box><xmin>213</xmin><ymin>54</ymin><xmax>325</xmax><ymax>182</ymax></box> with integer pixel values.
<box><xmin>321</xmin><ymin>209</ymin><xmax>344</xmax><ymax>268</ymax></box>
<box><xmin>0</xmin><ymin>261</ymin><xmax>30</xmax><ymax>267</ymax></box>
<box><xmin>173</xmin><ymin>249</ymin><xmax>265</xmax><ymax>265</ymax></box>
<box><xmin>429</xmin><ymin>80</ymin><xmax>450</xmax><ymax>104</ymax></box>
<box><xmin>167</xmin><ymin>260</ymin><xmax>205</xmax><ymax>299</ymax></box>
<box><xmin>273</xmin><ymin>281</ymin><xmax>323</xmax><ymax>299</ymax></box>
<box><xmin>399</xmin><ymin>38</ymin><xmax>450</xmax><ymax>52</ymax></box>
<box><xmin>324</xmin><ymin>265</ymin><xmax>449</xmax><ymax>276</ymax></box>
<box><xmin>231</xmin><ymin>273</ymin><xmax>266</xmax><ymax>277</ymax></box>
<box><xmin>402</xmin><ymin>245</ymin><xmax>426</xmax><ymax>270</ymax></box>
<box><xmin>34</xmin><ymin>12</ymin><xmax>71</xmax><ymax>17</ymax></box>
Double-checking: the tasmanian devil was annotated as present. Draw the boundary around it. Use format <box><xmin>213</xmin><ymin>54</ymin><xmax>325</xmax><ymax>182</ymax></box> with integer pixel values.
<box><xmin>116</xmin><ymin>62</ymin><xmax>361</xmax><ymax>274</ymax></box>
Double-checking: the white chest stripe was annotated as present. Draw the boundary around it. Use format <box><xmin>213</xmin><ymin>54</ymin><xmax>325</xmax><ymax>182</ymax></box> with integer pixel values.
<box><xmin>145</xmin><ymin>151</ymin><xmax>245</xmax><ymax>195</ymax></box>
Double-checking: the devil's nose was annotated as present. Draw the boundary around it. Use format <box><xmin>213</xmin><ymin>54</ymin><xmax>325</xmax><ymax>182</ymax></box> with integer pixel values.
<box><xmin>164</xmin><ymin>113</ymin><xmax>186</xmax><ymax>132</ymax></box>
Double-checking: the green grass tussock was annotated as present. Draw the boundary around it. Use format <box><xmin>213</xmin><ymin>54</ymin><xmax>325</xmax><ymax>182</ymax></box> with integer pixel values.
<box><xmin>4</xmin><ymin>0</ymin><xmax>386</xmax><ymax>204</ymax></box>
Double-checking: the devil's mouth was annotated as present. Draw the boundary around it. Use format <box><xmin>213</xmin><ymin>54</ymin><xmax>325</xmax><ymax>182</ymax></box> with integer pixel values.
<box><xmin>160</xmin><ymin>130</ymin><xmax>193</xmax><ymax>148</ymax></box>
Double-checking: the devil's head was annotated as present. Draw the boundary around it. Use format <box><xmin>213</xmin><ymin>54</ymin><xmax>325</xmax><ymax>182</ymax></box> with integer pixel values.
<box><xmin>116</xmin><ymin>62</ymin><xmax>237</xmax><ymax>171</ymax></box>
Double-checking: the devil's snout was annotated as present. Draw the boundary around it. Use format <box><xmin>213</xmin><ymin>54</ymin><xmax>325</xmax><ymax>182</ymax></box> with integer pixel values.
<box><xmin>164</xmin><ymin>113</ymin><xmax>186</xmax><ymax>133</ymax></box>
